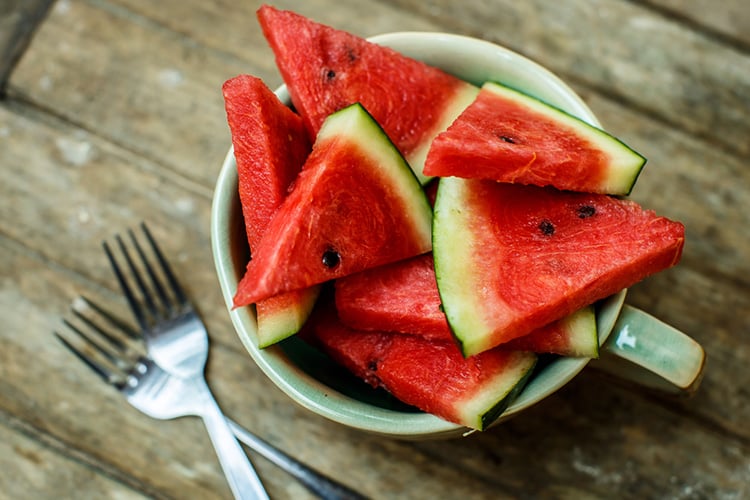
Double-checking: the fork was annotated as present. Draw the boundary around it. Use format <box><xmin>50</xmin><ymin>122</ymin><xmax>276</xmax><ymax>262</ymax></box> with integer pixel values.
<box><xmin>55</xmin><ymin>298</ymin><xmax>269</xmax><ymax>500</ymax></box>
<box><xmin>102</xmin><ymin>223</ymin><xmax>206</xmax><ymax>380</ymax></box>
<box><xmin>101</xmin><ymin>224</ymin><xmax>366</xmax><ymax>500</ymax></box>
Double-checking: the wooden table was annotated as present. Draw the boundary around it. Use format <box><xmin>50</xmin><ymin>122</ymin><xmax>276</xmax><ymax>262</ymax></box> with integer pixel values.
<box><xmin>2</xmin><ymin>1</ymin><xmax>748</xmax><ymax>498</ymax></box>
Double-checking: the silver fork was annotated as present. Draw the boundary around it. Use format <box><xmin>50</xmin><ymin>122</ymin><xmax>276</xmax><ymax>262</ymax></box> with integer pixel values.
<box><xmin>102</xmin><ymin>223</ymin><xmax>206</xmax><ymax>380</ymax></box>
<box><xmin>55</xmin><ymin>297</ymin><xmax>269</xmax><ymax>500</ymax></box>
<box><xmin>101</xmin><ymin>224</ymin><xmax>366</xmax><ymax>500</ymax></box>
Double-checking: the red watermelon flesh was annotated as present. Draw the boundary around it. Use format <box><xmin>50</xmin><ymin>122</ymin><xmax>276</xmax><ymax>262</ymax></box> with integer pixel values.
<box><xmin>304</xmin><ymin>303</ymin><xmax>537</xmax><ymax>430</ymax></box>
<box><xmin>223</xmin><ymin>74</ymin><xmax>311</xmax><ymax>246</ymax></box>
<box><xmin>335</xmin><ymin>254</ymin><xmax>449</xmax><ymax>341</ymax></box>
<box><xmin>223</xmin><ymin>74</ymin><xmax>320</xmax><ymax>346</ymax></box>
<box><xmin>335</xmin><ymin>253</ymin><xmax>598</xmax><ymax>357</ymax></box>
<box><xmin>256</xmin><ymin>5</ymin><xmax>479</xmax><ymax>182</ymax></box>
<box><xmin>233</xmin><ymin>103</ymin><xmax>432</xmax><ymax>307</ymax></box>
<box><xmin>433</xmin><ymin>179</ymin><xmax>685</xmax><ymax>357</ymax></box>
<box><xmin>424</xmin><ymin>82</ymin><xmax>646</xmax><ymax>195</ymax></box>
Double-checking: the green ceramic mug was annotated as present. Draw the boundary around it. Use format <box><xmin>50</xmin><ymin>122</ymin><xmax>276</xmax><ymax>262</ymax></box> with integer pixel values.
<box><xmin>211</xmin><ymin>32</ymin><xmax>705</xmax><ymax>439</ymax></box>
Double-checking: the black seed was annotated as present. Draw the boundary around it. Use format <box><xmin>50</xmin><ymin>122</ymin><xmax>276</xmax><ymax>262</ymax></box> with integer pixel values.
<box><xmin>498</xmin><ymin>135</ymin><xmax>516</xmax><ymax>144</ymax></box>
<box><xmin>322</xmin><ymin>249</ymin><xmax>341</xmax><ymax>268</ymax></box>
<box><xmin>325</xmin><ymin>69</ymin><xmax>336</xmax><ymax>80</ymax></box>
<box><xmin>367</xmin><ymin>360</ymin><xmax>378</xmax><ymax>372</ymax></box>
<box><xmin>539</xmin><ymin>219</ymin><xmax>555</xmax><ymax>236</ymax></box>
<box><xmin>577</xmin><ymin>205</ymin><xmax>596</xmax><ymax>218</ymax></box>
<box><xmin>347</xmin><ymin>47</ymin><xmax>357</xmax><ymax>62</ymax></box>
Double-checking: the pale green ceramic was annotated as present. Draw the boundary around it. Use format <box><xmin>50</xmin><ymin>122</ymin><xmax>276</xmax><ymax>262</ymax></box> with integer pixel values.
<box><xmin>210</xmin><ymin>32</ymin><xmax>705</xmax><ymax>439</ymax></box>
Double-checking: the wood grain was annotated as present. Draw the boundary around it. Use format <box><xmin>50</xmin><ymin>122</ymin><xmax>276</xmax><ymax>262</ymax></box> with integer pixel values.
<box><xmin>384</xmin><ymin>0</ymin><xmax>750</xmax><ymax>159</ymax></box>
<box><xmin>0</xmin><ymin>0</ymin><xmax>54</xmax><ymax>89</ymax></box>
<box><xmin>1</xmin><ymin>0</ymin><xmax>749</xmax><ymax>498</ymax></box>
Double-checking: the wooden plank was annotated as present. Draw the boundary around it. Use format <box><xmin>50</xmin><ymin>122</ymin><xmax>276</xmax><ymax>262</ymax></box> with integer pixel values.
<box><xmin>2</xmin><ymin>230</ymin><xmax>749</xmax><ymax>499</ymax></box>
<box><xmin>0</xmin><ymin>420</ymin><xmax>150</xmax><ymax>500</ymax></box>
<box><xmin>1</xmin><ymin>99</ymin><xmax>750</xmax><ymax>498</ymax></box>
<box><xmin>4</xmin><ymin>1</ymin><xmax>748</xmax><ymax>282</ymax></box>
<box><xmin>5</xmin><ymin>0</ymin><xmax>246</xmax><ymax>188</ymax></box>
<box><xmin>582</xmin><ymin>90</ymin><xmax>750</xmax><ymax>285</ymax></box>
<box><xmin>4</xmin><ymin>0</ymin><xmax>440</xmax><ymax>189</ymax></box>
<box><xmin>379</xmin><ymin>0</ymin><xmax>750</xmax><ymax>160</ymax></box>
<box><xmin>0</xmin><ymin>0</ymin><xmax>54</xmax><ymax>90</ymax></box>
<box><xmin>0</xmin><ymin>101</ymin><xmax>238</xmax><ymax>352</ymax></box>
<box><xmin>2</xmin><ymin>0</ymin><xmax>749</xmax><ymax>439</ymax></box>
<box><xmin>112</xmin><ymin>0</ymin><xmax>440</xmax><ymax>73</ymax></box>
<box><xmin>644</xmin><ymin>0</ymin><xmax>750</xmax><ymax>49</ymax></box>
<box><xmin>2</xmin><ymin>1</ymin><xmax>749</xmax><ymax>497</ymax></box>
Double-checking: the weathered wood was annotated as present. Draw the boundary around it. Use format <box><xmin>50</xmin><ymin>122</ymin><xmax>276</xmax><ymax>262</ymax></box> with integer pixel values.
<box><xmin>4</xmin><ymin>0</ymin><xmax>440</xmax><ymax>188</ymax></box>
<box><xmin>0</xmin><ymin>419</ymin><xmax>150</xmax><ymax>500</ymax></box>
<box><xmin>383</xmin><ymin>0</ymin><xmax>750</xmax><ymax>160</ymax></box>
<box><xmin>0</xmin><ymin>0</ymin><xmax>54</xmax><ymax>90</ymax></box>
<box><xmin>1</xmin><ymin>0</ymin><xmax>749</xmax><ymax>498</ymax></box>
<box><xmin>3</xmin><ymin>83</ymin><xmax>750</xmax><ymax>499</ymax></box>
<box><xmin>645</xmin><ymin>0</ymin><xmax>750</xmax><ymax>48</ymax></box>
<box><xmin>2</xmin><ymin>231</ymin><xmax>749</xmax><ymax>498</ymax></box>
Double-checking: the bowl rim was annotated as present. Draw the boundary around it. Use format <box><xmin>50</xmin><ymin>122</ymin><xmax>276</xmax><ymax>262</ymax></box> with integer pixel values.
<box><xmin>210</xmin><ymin>31</ymin><xmax>627</xmax><ymax>438</ymax></box>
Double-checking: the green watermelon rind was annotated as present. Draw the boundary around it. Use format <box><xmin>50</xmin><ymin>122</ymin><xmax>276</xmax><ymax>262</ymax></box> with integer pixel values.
<box><xmin>458</xmin><ymin>351</ymin><xmax>538</xmax><ymax>430</ymax></box>
<box><xmin>562</xmin><ymin>305</ymin><xmax>600</xmax><ymax>358</ymax></box>
<box><xmin>317</xmin><ymin>102</ymin><xmax>434</xmax><ymax>247</ymax></box>
<box><xmin>482</xmin><ymin>81</ymin><xmax>646</xmax><ymax>196</ymax></box>
<box><xmin>432</xmin><ymin>177</ymin><xmax>494</xmax><ymax>357</ymax></box>
<box><xmin>256</xmin><ymin>286</ymin><xmax>322</xmax><ymax>349</ymax></box>
<box><xmin>433</xmin><ymin>178</ymin><xmax>607</xmax><ymax>358</ymax></box>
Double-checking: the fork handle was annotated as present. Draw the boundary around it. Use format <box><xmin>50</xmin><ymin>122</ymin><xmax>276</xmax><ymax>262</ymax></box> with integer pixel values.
<box><xmin>227</xmin><ymin>419</ymin><xmax>368</xmax><ymax>500</ymax></box>
<box><xmin>193</xmin><ymin>379</ymin><xmax>269</xmax><ymax>500</ymax></box>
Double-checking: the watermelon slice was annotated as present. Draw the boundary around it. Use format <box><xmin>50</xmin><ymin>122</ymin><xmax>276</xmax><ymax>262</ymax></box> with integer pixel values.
<box><xmin>335</xmin><ymin>253</ymin><xmax>599</xmax><ymax>357</ymax></box>
<box><xmin>424</xmin><ymin>82</ymin><xmax>646</xmax><ymax>195</ymax></box>
<box><xmin>335</xmin><ymin>254</ymin><xmax>448</xmax><ymax>341</ymax></box>
<box><xmin>433</xmin><ymin>179</ymin><xmax>684</xmax><ymax>357</ymax></box>
<box><xmin>233</xmin><ymin>103</ymin><xmax>432</xmax><ymax>307</ymax></box>
<box><xmin>223</xmin><ymin>74</ymin><xmax>320</xmax><ymax>346</ymax></box>
<box><xmin>304</xmin><ymin>302</ymin><xmax>537</xmax><ymax>430</ymax></box>
<box><xmin>256</xmin><ymin>4</ymin><xmax>479</xmax><ymax>183</ymax></box>
<box><xmin>501</xmin><ymin>306</ymin><xmax>598</xmax><ymax>358</ymax></box>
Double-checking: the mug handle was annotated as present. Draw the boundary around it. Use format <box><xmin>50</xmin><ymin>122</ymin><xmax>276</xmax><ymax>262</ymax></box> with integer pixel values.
<box><xmin>591</xmin><ymin>304</ymin><xmax>706</xmax><ymax>395</ymax></box>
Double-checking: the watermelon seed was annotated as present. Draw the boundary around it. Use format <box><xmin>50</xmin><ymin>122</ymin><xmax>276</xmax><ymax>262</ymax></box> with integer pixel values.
<box><xmin>325</xmin><ymin>69</ymin><xmax>336</xmax><ymax>80</ymax></box>
<box><xmin>498</xmin><ymin>135</ymin><xmax>516</xmax><ymax>144</ymax></box>
<box><xmin>322</xmin><ymin>248</ymin><xmax>341</xmax><ymax>268</ymax></box>
<box><xmin>539</xmin><ymin>219</ymin><xmax>555</xmax><ymax>236</ymax></box>
<box><xmin>577</xmin><ymin>205</ymin><xmax>596</xmax><ymax>218</ymax></box>
<box><xmin>367</xmin><ymin>360</ymin><xmax>378</xmax><ymax>372</ymax></box>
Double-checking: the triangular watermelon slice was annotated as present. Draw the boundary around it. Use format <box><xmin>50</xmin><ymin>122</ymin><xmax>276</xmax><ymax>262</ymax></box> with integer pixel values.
<box><xmin>424</xmin><ymin>82</ymin><xmax>646</xmax><ymax>195</ymax></box>
<box><xmin>223</xmin><ymin>74</ymin><xmax>320</xmax><ymax>346</ymax></box>
<box><xmin>335</xmin><ymin>253</ymin><xmax>598</xmax><ymax>357</ymax></box>
<box><xmin>303</xmin><ymin>301</ymin><xmax>537</xmax><ymax>430</ymax></box>
<box><xmin>433</xmin><ymin>179</ymin><xmax>684</xmax><ymax>357</ymax></box>
<box><xmin>233</xmin><ymin>103</ymin><xmax>433</xmax><ymax>307</ymax></box>
<box><xmin>256</xmin><ymin>4</ymin><xmax>479</xmax><ymax>183</ymax></box>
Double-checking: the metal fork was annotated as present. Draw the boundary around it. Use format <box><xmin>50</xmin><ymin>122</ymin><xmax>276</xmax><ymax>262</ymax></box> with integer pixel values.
<box><xmin>101</xmin><ymin>224</ymin><xmax>366</xmax><ymax>500</ymax></box>
<box><xmin>102</xmin><ymin>223</ymin><xmax>206</xmax><ymax>380</ymax></box>
<box><xmin>55</xmin><ymin>297</ymin><xmax>269</xmax><ymax>500</ymax></box>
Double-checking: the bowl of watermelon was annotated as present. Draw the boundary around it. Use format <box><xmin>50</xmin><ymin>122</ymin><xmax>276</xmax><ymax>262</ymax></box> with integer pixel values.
<box><xmin>211</xmin><ymin>6</ymin><xmax>704</xmax><ymax>439</ymax></box>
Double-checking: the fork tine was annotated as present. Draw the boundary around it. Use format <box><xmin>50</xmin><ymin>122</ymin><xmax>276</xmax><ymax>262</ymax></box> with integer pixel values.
<box><xmin>129</xmin><ymin>226</ymin><xmax>174</xmax><ymax>314</ymax></box>
<box><xmin>62</xmin><ymin>316</ymin><xmax>126</xmax><ymax>369</ymax></box>
<box><xmin>141</xmin><ymin>223</ymin><xmax>188</xmax><ymax>307</ymax></box>
<box><xmin>71</xmin><ymin>307</ymin><xmax>128</xmax><ymax>352</ymax></box>
<box><xmin>103</xmin><ymin>238</ymin><xmax>150</xmax><ymax>330</ymax></box>
<box><xmin>79</xmin><ymin>295</ymin><xmax>140</xmax><ymax>340</ymax></box>
<box><xmin>54</xmin><ymin>331</ymin><xmax>115</xmax><ymax>383</ymax></box>
<box><xmin>116</xmin><ymin>233</ymin><xmax>161</xmax><ymax>318</ymax></box>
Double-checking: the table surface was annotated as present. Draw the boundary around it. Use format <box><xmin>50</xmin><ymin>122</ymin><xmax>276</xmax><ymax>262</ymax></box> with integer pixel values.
<box><xmin>2</xmin><ymin>1</ymin><xmax>749</xmax><ymax>498</ymax></box>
